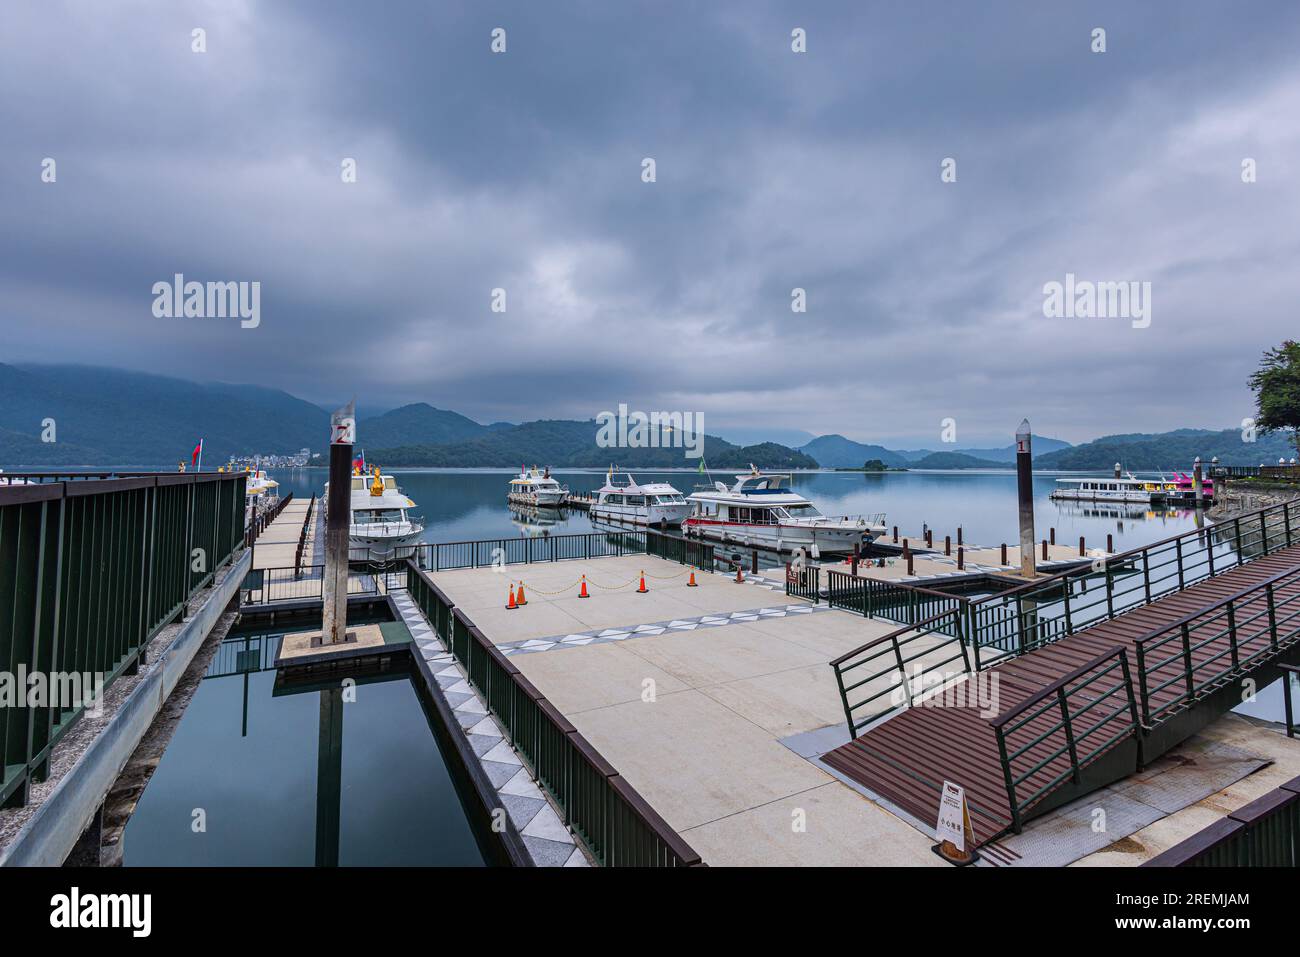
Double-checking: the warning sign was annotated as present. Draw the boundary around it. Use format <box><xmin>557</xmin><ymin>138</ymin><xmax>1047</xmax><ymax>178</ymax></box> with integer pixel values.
<box><xmin>936</xmin><ymin>781</ymin><xmax>972</xmax><ymax>853</ymax></box>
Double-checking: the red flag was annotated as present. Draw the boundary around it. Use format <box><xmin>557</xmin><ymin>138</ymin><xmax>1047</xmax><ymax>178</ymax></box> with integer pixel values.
<box><xmin>191</xmin><ymin>440</ymin><xmax>203</xmax><ymax>465</ymax></box>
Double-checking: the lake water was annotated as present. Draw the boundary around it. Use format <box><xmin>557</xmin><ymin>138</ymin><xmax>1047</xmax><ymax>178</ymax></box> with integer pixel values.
<box><xmin>266</xmin><ymin>467</ymin><xmax>1206</xmax><ymax>555</ymax></box>
<box><xmin>123</xmin><ymin>624</ymin><xmax>491</xmax><ymax>867</ymax></box>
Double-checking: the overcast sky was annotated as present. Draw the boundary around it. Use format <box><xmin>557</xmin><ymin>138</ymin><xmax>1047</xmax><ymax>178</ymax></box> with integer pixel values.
<box><xmin>3</xmin><ymin>1</ymin><xmax>1298</xmax><ymax>447</ymax></box>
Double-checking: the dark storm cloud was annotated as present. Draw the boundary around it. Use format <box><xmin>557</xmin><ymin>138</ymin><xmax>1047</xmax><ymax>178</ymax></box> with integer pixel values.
<box><xmin>2</xmin><ymin>0</ymin><xmax>1299</xmax><ymax>445</ymax></box>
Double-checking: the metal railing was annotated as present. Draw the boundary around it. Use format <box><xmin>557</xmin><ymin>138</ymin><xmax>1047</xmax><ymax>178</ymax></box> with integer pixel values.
<box><xmin>990</xmin><ymin>646</ymin><xmax>1139</xmax><ymax>831</ymax></box>
<box><xmin>381</xmin><ymin>527</ymin><xmax>715</xmax><ymax>575</ymax></box>
<box><xmin>404</xmin><ymin>560</ymin><xmax>704</xmax><ymax>866</ymax></box>
<box><xmin>785</xmin><ymin>563</ymin><xmax>820</xmax><ymax>603</ymax></box>
<box><xmin>1133</xmin><ymin>565</ymin><xmax>1300</xmax><ymax>726</ymax></box>
<box><xmin>1144</xmin><ymin>775</ymin><xmax>1300</xmax><ymax>866</ymax></box>
<box><xmin>293</xmin><ymin>494</ymin><xmax>316</xmax><ymax>575</ymax></box>
<box><xmin>238</xmin><ymin>564</ymin><xmax>391</xmax><ymax>605</ymax></box>
<box><xmin>829</xmin><ymin>606</ymin><xmax>972</xmax><ymax>736</ymax></box>
<box><xmin>0</xmin><ymin>471</ymin><xmax>247</xmax><ymax>808</ymax></box>
<box><xmin>245</xmin><ymin>492</ymin><xmax>293</xmax><ymax>546</ymax></box>
<box><xmin>824</xmin><ymin>570</ymin><xmax>969</xmax><ymax>637</ymax></box>
<box><xmin>1211</xmin><ymin>464</ymin><xmax>1300</xmax><ymax>482</ymax></box>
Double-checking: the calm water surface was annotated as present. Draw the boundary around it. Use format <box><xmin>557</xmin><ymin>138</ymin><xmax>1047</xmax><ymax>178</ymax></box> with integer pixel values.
<box><xmin>123</xmin><ymin>626</ymin><xmax>489</xmax><ymax>867</ymax></box>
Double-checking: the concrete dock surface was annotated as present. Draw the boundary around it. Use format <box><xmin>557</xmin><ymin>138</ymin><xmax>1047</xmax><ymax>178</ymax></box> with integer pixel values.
<box><xmin>423</xmin><ymin>552</ymin><xmax>1300</xmax><ymax>866</ymax></box>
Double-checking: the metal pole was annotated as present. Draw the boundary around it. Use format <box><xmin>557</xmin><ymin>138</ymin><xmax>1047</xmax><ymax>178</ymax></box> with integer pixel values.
<box><xmin>1193</xmin><ymin>456</ymin><xmax>1203</xmax><ymax>509</ymax></box>
<box><xmin>1017</xmin><ymin>419</ymin><xmax>1036</xmax><ymax>578</ymax></box>
<box><xmin>322</xmin><ymin>400</ymin><xmax>355</xmax><ymax>645</ymax></box>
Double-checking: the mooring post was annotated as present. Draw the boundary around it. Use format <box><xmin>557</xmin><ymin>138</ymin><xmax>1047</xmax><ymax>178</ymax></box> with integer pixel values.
<box><xmin>1042</xmin><ymin>539</ymin><xmax>1048</xmax><ymax>560</ymax></box>
<box><xmin>852</xmin><ymin>542</ymin><xmax>860</xmax><ymax>576</ymax></box>
<box><xmin>321</xmin><ymin>400</ymin><xmax>356</xmax><ymax>645</ymax></box>
<box><xmin>1050</xmin><ymin>527</ymin><xmax>1056</xmax><ymax>545</ymax></box>
<box><xmin>1001</xmin><ymin>543</ymin><xmax>1007</xmax><ymax>564</ymax></box>
<box><xmin>926</xmin><ymin>529</ymin><xmax>933</xmax><ymax>548</ymax></box>
<box><xmin>893</xmin><ymin>525</ymin><xmax>898</xmax><ymax>543</ymax></box>
<box><xmin>944</xmin><ymin>534</ymin><xmax>951</xmax><ymax>556</ymax></box>
<box><xmin>902</xmin><ymin>538</ymin><xmax>910</xmax><ymax>560</ymax></box>
<box><xmin>1193</xmin><ymin>456</ymin><xmax>1204</xmax><ymax>508</ymax></box>
<box><xmin>957</xmin><ymin>546</ymin><xmax>964</xmax><ymax>570</ymax></box>
<box><xmin>1079</xmin><ymin>535</ymin><xmax>1085</xmax><ymax>557</ymax></box>
<box><xmin>1107</xmin><ymin>533</ymin><xmax>1114</xmax><ymax>552</ymax></box>
<box><xmin>957</xmin><ymin>526</ymin><xmax>963</xmax><ymax>547</ymax></box>
<box><xmin>907</xmin><ymin>552</ymin><xmax>914</xmax><ymax>576</ymax></box>
<box><xmin>1017</xmin><ymin>419</ymin><xmax>1037</xmax><ymax>578</ymax></box>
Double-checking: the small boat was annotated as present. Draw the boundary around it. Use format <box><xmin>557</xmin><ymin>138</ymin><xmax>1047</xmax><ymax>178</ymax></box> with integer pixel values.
<box><xmin>331</xmin><ymin>466</ymin><xmax>424</xmax><ymax>559</ymax></box>
<box><xmin>590</xmin><ymin>470</ymin><xmax>691</xmax><ymax>526</ymax></box>
<box><xmin>683</xmin><ymin>467</ymin><xmax>886</xmax><ymax>553</ymax></box>
<box><xmin>507</xmin><ymin>466</ymin><xmax>567</xmax><ymax>508</ymax></box>
<box><xmin>1050</xmin><ymin>475</ymin><xmax>1168</xmax><ymax>504</ymax></box>
<box><xmin>1166</xmin><ymin>471</ymin><xmax>1215</xmax><ymax>504</ymax></box>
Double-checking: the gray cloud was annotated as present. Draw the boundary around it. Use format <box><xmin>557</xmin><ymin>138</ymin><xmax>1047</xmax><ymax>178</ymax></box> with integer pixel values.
<box><xmin>2</xmin><ymin>0</ymin><xmax>1298</xmax><ymax>447</ymax></box>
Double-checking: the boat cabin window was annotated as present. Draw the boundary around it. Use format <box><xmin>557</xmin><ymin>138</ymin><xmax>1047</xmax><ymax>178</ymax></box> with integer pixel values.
<box><xmin>780</xmin><ymin>503</ymin><xmax>822</xmax><ymax>518</ymax></box>
<box><xmin>627</xmin><ymin>495</ymin><xmax>646</xmax><ymax>506</ymax></box>
<box><xmin>354</xmin><ymin>508</ymin><xmax>404</xmax><ymax>523</ymax></box>
<box><xmin>604</xmin><ymin>493</ymin><xmax>624</xmax><ymax>505</ymax></box>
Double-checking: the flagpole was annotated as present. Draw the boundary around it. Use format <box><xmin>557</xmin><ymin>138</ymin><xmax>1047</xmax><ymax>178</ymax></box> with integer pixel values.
<box><xmin>196</xmin><ymin>439</ymin><xmax>204</xmax><ymax>473</ymax></box>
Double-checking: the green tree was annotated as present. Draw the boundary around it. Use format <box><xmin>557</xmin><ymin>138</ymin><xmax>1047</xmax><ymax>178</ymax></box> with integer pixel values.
<box><xmin>1249</xmin><ymin>340</ymin><xmax>1300</xmax><ymax>458</ymax></box>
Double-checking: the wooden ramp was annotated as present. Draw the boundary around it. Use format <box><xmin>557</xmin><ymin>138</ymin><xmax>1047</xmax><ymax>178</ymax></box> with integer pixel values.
<box><xmin>822</xmin><ymin>543</ymin><xmax>1300</xmax><ymax>845</ymax></box>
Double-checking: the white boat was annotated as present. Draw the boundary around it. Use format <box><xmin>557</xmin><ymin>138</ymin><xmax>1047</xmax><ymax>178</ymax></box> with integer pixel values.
<box><xmin>683</xmin><ymin>468</ymin><xmax>886</xmax><ymax>553</ymax></box>
<box><xmin>331</xmin><ymin>467</ymin><xmax>424</xmax><ymax>559</ymax></box>
<box><xmin>590</xmin><ymin>471</ymin><xmax>691</xmax><ymax>526</ymax></box>
<box><xmin>1049</xmin><ymin>475</ymin><xmax>1169</xmax><ymax>504</ymax></box>
<box><xmin>507</xmin><ymin>466</ymin><xmax>567</xmax><ymax>507</ymax></box>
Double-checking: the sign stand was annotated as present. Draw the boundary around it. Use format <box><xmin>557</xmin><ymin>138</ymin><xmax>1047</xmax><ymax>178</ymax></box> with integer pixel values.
<box><xmin>932</xmin><ymin>780</ymin><xmax>979</xmax><ymax>866</ymax></box>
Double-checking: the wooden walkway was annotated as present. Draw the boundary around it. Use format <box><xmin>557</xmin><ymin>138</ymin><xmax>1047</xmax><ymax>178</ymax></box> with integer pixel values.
<box><xmin>821</xmin><ymin>543</ymin><xmax>1300</xmax><ymax>845</ymax></box>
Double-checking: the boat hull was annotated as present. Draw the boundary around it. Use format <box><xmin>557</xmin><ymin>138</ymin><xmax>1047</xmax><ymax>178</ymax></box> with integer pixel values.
<box><xmin>1050</xmin><ymin>490</ymin><xmax>1161</xmax><ymax>504</ymax></box>
<box><xmin>508</xmin><ymin>490</ymin><xmax>565</xmax><ymax>508</ymax></box>
<box><xmin>590</xmin><ymin>502</ymin><xmax>692</xmax><ymax>526</ymax></box>
<box><xmin>684</xmin><ymin>519</ymin><xmax>877</xmax><ymax>553</ymax></box>
<box><xmin>348</xmin><ymin>526</ymin><xmax>424</xmax><ymax>560</ymax></box>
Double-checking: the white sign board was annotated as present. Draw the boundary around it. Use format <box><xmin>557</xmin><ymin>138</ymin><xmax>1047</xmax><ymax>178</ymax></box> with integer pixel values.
<box><xmin>936</xmin><ymin>781</ymin><xmax>969</xmax><ymax>852</ymax></box>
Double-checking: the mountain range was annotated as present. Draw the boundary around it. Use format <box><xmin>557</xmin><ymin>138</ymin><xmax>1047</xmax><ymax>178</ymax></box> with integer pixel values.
<box><xmin>1</xmin><ymin>363</ymin><xmax>1291</xmax><ymax>472</ymax></box>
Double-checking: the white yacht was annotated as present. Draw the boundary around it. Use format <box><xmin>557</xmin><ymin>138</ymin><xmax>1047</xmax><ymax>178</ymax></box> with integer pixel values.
<box><xmin>332</xmin><ymin>467</ymin><xmax>424</xmax><ymax>559</ymax></box>
<box><xmin>589</xmin><ymin>471</ymin><xmax>691</xmax><ymax>526</ymax></box>
<box><xmin>1050</xmin><ymin>475</ymin><xmax>1169</xmax><ymax>504</ymax></box>
<box><xmin>683</xmin><ymin>468</ymin><xmax>886</xmax><ymax>553</ymax></box>
<box><xmin>507</xmin><ymin>466</ymin><xmax>567</xmax><ymax>507</ymax></box>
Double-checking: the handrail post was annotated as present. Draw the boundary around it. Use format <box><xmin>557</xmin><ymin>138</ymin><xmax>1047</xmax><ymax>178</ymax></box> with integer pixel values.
<box><xmin>1285</xmin><ymin>501</ymin><xmax>1293</xmax><ymax>547</ymax></box>
<box><xmin>1226</xmin><ymin>598</ymin><xmax>1239</xmax><ymax>669</ymax></box>
<box><xmin>1058</xmin><ymin>687</ymin><xmax>1080</xmax><ymax>784</ymax></box>
<box><xmin>1233</xmin><ymin>517</ymin><xmax>1243</xmax><ymax>562</ymax></box>
<box><xmin>892</xmin><ymin>635</ymin><xmax>913</xmax><ymax>707</ymax></box>
<box><xmin>1266</xmin><ymin>582</ymin><xmax>1279</xmax><ymax>650</ymax></box>
<box><xmin>1062</xmin><ymin>578</ymin><xmax>1072</xmax><ymax>634</ymax></box>
<box><xmin>1180</xmin><ymin>623</ymin><xmax>1195</xmax><ymax>700</ymax></box>
<box><xmin>1118</xmin><ymin>650</ymin><xmax>1144</xmax><ymax>769</ymax></box>
<box><xmin>955</xmin><ymin>608</ymin><xmax>972</xmax><ymax>673</ymax></box>
<box><xmin>1261</xmin><ymin>510</ymin><xmax>1269</xmax><ymax>554</ymax></box>
<box><xmin>1142</xmin><ymin>551</ymin><xmax>1152</xmax><ymax>604</ymax></box>
<box><xmin>1175</xmin><ymin>537</ymin><xmax>1185</xmax><ymax>590</ymax></box>
<box><xmin>835</xmin><ymin>663</ymin><xmax>857</xmax><ymax>738</ymax></box>
<box><xmin>1105</xmin><ymin>561</ymin><xmax>1114</xmax><ymax>618</ymax></box>
<box><xmin>994</xmin><ymin>728</ymin><xmax>1022</xmax><ymax>834</ymax></box>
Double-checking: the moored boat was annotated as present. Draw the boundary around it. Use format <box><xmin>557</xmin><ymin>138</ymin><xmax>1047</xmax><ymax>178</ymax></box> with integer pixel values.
<box><xmin>507</xmin><ymin>466</ymin><xmax>567</xmax><ymax>507</ymax></box>
<box><xmin>332</xmin><ymin>466</ymin><xmax>424</xmax><ymax>559</ymax></box>
<box><xmin>589</xmin><ymin>470</ymin><xmax>691</xmax><ymax>526</ymax></box>
<box><xmin>683</xmin><ymin>467</ymin><xmax>886</xmax><ymax>553</ymax></box>
<box><xmin>1050</xmin><ymin>475</ymin><xmax>1168</xmax><ymax>504</ymax></box>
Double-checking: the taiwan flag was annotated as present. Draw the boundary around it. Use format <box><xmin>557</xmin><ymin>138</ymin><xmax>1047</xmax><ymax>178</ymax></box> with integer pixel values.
<box><xmin>191</xmin><ymin>439</ymin><xmax>204</xmax><ymax>470</ymax></box>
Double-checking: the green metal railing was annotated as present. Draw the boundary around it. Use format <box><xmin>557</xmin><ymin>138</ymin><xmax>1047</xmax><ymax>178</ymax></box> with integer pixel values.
<box><xmin>990</xmin><ymin>646</ymin><xmax>1140</xmax><ymax>832</ymax></box>
<box><xmin>1144</xmin><ymin>775</ymin><xmax>1300</xmax><ymax>866</ymax></box>
<box><xmin>0</xmin><ymin>472</ymin><xmax>247</xmax><ymax>808</ymax></box>
<box><xmin>398</xmin><ymin>528</ymin><xmax>714</xmax><ymax>573</ymax></box>
<box><xmin>785</xmin><ymin>563</ymin><xmax>820</xmax><ymax>603</ymax></box>
<box><xmin>829</xmin><ymin>606</ymin><xmax>972</xmax><ymax>736</ymax></box>
<box><xmin>404</xmin><ymin>560</ymin><xmax>704</xmax><ymax>866</ymax></box>
<box><xmin>826</xmin><ymin>499</ymin><xmax>1300</xmax><ymax>736</ymax></box>
<box><xmin>1133</xmin><ymin>565</ymin><xmax>1300</xmax><ymax>726</ymax></box>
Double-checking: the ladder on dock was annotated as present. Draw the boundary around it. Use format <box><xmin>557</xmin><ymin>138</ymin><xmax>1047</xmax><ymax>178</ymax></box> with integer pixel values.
<box><xmin>820</xmin><ymin>501</ymin><xmax>1300</xmax><ymax>845</ymax></box>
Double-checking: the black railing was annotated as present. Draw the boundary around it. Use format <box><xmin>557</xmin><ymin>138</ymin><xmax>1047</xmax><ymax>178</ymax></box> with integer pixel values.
<box><xmin>990</xmin><ymin>646</ymin><xmax>1140</xmax><ymax>831</ymax></box>
<box><xmin>294</xmin><ymin>494</ymin><xmax>317</xmax><ymax>574</ymax></box>
<box><xmin>784</xmin><ymin>563</ymin><xmax>820</xmax><ymax>603</ymax></box>
<box><xmin>405</xmin><ymin>560</ymin><xmax>704</xmax><ymax>867</ymax></box>
<box><xmin>1211</xmin><ymin>464</ymin><xmax>1300</xmax><ymax>482</ymax></box>
<box><xmin>238</xmin><ymin>564</ymin><xmax>390</xmax><ymax>605</ymax></box>
<box><xmin>245</xmin><ymin>492</ymin><xmax>293</xmax><ymax>547</ymax></box>
<box><xmin>1144</xmin><ymin>775</ymin><xmax>1300</xmax><ymax>866</ymax></box>
<box><xmin>0</xmin><ymin>471</ymin><xmax>247</xmax><ymax>809</ymax></box>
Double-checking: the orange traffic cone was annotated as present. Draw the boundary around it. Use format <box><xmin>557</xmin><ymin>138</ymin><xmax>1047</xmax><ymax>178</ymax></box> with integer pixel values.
<box><xmin>506</xmin><ymin>583</ymin><xmax>517</xmax><ymax>610</ymax></box>
<box><xmin>516</xmin><ymin>582</ymin><xmax>527</xmax><ymax>606</ymax></box>
<box><xmin>579</xmin><ymin>575</ymin><xmax>589</xmax><ymax>598</ymax></box>
<box><xmin>637</xmin><ymin>570</ymin><xmax>649</xmax><ymax>593</ymax></box>
<box><xmin>734</xmin><ymin>563</ymin><xmax>745</xmax><ymax>584</ymax></box>
<box><xmin>687</xmin><ymin>569</ymin><xmax>698</xmax><ymax>587</ymax></box>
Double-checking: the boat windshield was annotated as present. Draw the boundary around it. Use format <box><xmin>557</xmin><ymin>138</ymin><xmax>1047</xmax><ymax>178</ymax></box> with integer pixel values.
<box><xmin>354</xmin><ymin>508</ymin><xmax>405</xmax><ymax>524</ymax></box>
<box><xmin>653</xmin><ymin>494</ymin><xmax>685</xmax><ymax>504</ymax></box>
<box><xmin>780</xmin><ymin>503</ymin><xmax>823</xmax><ymax>518</ymax></box>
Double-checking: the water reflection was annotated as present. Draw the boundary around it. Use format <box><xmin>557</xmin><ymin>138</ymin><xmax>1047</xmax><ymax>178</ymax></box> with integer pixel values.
<box><xmin>123</xmin><ymin>628</ymin><xmax>489</xmax><ymax>867</ymax></box>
